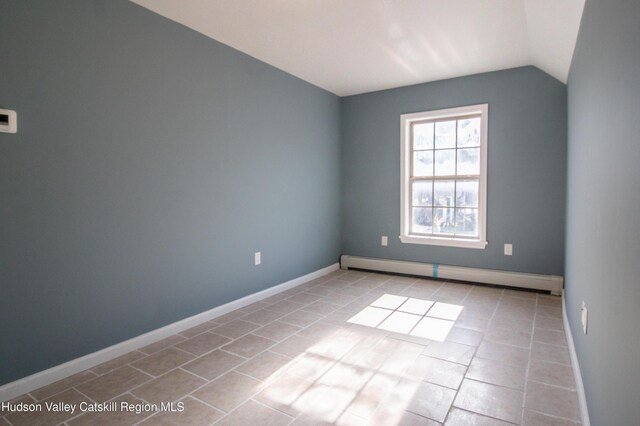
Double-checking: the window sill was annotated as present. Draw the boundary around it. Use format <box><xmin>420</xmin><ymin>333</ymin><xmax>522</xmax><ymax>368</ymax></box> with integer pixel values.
<box><xmin>399</xmin><ymin>235</ymin><xmax>488</xmax><ymax>249</ymax></box>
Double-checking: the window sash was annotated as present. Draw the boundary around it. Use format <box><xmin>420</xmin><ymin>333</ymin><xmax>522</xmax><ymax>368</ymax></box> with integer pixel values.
<box><xmin>400</xmin><ymin>104</ymin><xmax>488</xmax><ymax>249</ymax></box>
<box><xmin>409</xmin><ymin>116</ymin><xmax>481</xmax><ymax>238</ymax></box>
<box><xmin>409</xmin><ymin>181</ymin><xmax>480</xmax><ymax>238</ymax></box>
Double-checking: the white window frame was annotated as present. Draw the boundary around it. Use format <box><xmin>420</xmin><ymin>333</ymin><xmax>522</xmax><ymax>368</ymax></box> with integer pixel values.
<box><xmin>400</xmin><ymin>104</ymin><xmax>488</xmax><ymax>249</ymax></box>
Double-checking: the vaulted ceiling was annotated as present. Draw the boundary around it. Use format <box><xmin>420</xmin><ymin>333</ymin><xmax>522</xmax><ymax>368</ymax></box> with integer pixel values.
<box><xmin>130</xmin><ymin>0</ymin><xmax>585</xmax><ymax>96</ymax></box>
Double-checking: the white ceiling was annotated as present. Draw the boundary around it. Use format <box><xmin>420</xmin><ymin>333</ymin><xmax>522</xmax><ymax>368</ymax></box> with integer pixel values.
<box><xmin>130</xmin><ymin>0</ymin><xmax>585</xmax><ymax>96</ymax></box>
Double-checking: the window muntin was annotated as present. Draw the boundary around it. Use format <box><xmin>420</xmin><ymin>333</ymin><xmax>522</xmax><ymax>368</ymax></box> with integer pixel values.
<box><xmin>401</xmin><ymin>105</ymin><xmax>488</xmax><ymax>249</ymax></box>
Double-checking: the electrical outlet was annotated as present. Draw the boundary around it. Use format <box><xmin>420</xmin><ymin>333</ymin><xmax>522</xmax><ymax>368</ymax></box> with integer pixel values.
<box><xmin>381</xmin><ymin>236</ymin><xmax>388</xmax><ymax>246</ymax></box>
<box><xmin>254</xmin><ymin>252</ymin><xmax>261</xmax><ymax>266</ymax></box>
<box><xmin>504</xmin><ymin>243</ymin><xmax>513</xmax><ymax>256</ymax></box>
<box><xmin>581</xmin><ymin>301</ymin><xmax>588</xmax><ymax>334</ymax></box>
<box><xmin>0</xmin><ymin>109</ymin><xmax>17</xmax><ymax>133</ymax></box>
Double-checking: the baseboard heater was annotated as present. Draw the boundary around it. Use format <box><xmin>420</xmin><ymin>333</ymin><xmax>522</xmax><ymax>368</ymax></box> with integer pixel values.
<box><xmin>340</xmin><ymin>255</ymin><xmax>563</xmax><ymax>295</ymax></box>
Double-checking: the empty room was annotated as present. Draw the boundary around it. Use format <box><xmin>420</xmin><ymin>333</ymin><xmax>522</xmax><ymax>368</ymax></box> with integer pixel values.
<box><xmin>1</xmin><ymin>0</ymin><xmax>639</xmax><ymax>425</ymax></box>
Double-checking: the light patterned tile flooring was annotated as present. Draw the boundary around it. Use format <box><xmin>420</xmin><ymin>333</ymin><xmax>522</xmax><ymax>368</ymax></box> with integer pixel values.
<box><xmin>2</xmin><ymin>270</ymin><xmax>581</xmax><ymax>425</ymax></box>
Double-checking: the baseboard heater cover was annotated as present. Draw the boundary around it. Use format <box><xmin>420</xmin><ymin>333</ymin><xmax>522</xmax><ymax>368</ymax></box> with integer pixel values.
<box><xmin>340</xmin><ymin>255</ymin><xmax>563</xmax><ymax>295</ymax></box>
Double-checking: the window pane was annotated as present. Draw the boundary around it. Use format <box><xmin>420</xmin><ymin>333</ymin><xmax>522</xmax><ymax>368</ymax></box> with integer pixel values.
<box><xmin>412</xmin><ymin>180</ymin><xmax>433</xmax><ymax>206</ymax></box>
<box><xmin>413</xmin><ymin>122</ymin><xmax>434</xmax><ymax>150</ymax></box>
<box><xmin>456</xmin><ymin>179</ymin><xmax>479</xmax><ymax>207</ymax></box>
<box><xmin>412</xmin><ymin>207</ymin><xmax>433</xmax><ymax>233</ymax></box>
<box><xmin>457</xmin><ymin>147</ymin><xmax>480</xmax><ymax>175</ymax></box>
<box><xmin>433</xmin><ymin>207</ymin><xmax>455</xmax><ymax>235</ymax></box>
<box><xmin>457</xmin><ymin>117</ymin><xmax>481</xmax><ymax>147</ymax></box>
<box><xmin>413</xmin><ymin>151</ymin><xmax>433</xmax><ymax>176</ymax></box>
<box><xmin>435</xmin><ymin>120</ymin><xmax>456</xmax><ymax>149</ymax></box>
<box><xmin>434</xmin><ymin>180</ymin><xmax>455</xmax><ymax>207</ymax></box>
<box><xmin>455</xmin><ymin>208</ymin><xmax>478</xmax><ymax>236</ymax></box>
<box><xmin>434</xmin><ymin>149</ymin><xmax>455</xmax><ymax>176</ymax></box>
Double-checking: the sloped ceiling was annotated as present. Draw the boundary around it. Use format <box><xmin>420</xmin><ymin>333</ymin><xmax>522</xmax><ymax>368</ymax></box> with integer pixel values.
<box><xmin>130</xmin><ymin>0</ymin><xmax>585</xmax><ymax>96</ymax></box>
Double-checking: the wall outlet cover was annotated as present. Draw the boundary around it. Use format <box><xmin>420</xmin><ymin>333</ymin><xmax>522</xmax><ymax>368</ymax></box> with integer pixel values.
<box><xmin>504</xmin><ymin>243</ymin><xmax>513</xmax><ymax>256</ymax></box>
<box><xmin>581</xmin><ymin>301</ymin><xmax>588</xmax><ymax>334</ymax></box>
<box><xmin>381</xmin><ymin>236</ymin><xmax>388</xmax><ymax>246</ymax></box>
<box><xmin>254</xmin><ymin>252</ymin><xmax>261</xmax><ymax>266</ymax></box>
<box><xmin>0</xmin><ymin>109</ymin><xmax>17</xmax><ymax>133</ymax></box>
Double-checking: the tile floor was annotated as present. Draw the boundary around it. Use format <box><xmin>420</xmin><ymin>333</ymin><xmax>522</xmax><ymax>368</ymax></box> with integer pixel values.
<box><xmin>1</xmin><ymin>270</ymin><xmax>581</xmax><ymax>425</ymax></box>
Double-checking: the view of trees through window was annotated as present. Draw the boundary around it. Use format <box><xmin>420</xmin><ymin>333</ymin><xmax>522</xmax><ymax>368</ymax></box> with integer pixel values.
<box><xmin>410</xmin><ymin>117</ymin><xmax>481</xmax><ymax>237</ymax></box>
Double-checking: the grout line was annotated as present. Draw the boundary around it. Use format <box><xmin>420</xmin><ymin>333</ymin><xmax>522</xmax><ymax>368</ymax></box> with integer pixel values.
<box><xmin>187</xmin><ymin>393</ymin><xmax>227</xmax><ymax>413</ymax></box>
<box><xmin>525</xmin><ymin>407</ymin><xmax>582</xmax><ymax>424</ymax></box>
<box><xmin>216</xmin><ymin>348</ymin><xmax>250</xmax><ymax>359</ymax></box>
<box><xmin>448</xmin><ymin>407</ymin><xmax>519</xmax><ymax>425</ymax></box>
<box><xmin>71</xmin><ymin>386</ymin><xmax>97</xmax><ymax>404</ymax></box>
<box><xmin>528</xmin><ymin>351</ymin><xmax>572</xmax><ymax>367</ymax></box>
<box><xmin>138</xmin><ymin>334</ymin><xmax>189</xmax><ymax>356</ymax></box>
<box><xmin>127</xmin><ymin>364</ymin><xmax>157</xmax><ymax>378</ymax></box>
<box><xmin>116</xmin><ymin>369</ymin><xmax>160</xmax><ymax>397</ymax></box>
<box><xmin>178</xmin><ymin>367</ymin><xmax>217</xmax><ymax>384</ymax></box>
<box><xmin>521</xmin><ymin>292</ymin><xmax>539</xmax><ymax>425</ymax></box>
<box><xmin>248</xmin><ymin>398</ymin><xmax>297</xmax><ymax>422</ymax></box>
<box><xmin>171</xmin><ymin>345</ymin><xmax>202</xmax><ymax>357</ymax></box>
<box><xmin>526</xmin><ymin>379</ymin><xmax>579</xmax><ymax>392</ymax></box>
<box><xmin>454</xmin><ymin>374</ymin><xmax>526</xmax><ymax>393</ymax></box>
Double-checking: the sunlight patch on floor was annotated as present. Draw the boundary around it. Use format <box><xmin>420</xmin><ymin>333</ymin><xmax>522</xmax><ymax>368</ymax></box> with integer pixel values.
<box><xmin>258</xmin><ymin>324</ymin><xmax>423</xmax><ymax>424</ymax></box>
<box><xmin>255</xmin><ymin>294</ymin><xmax>465</xmax><ymax>424</ymax></box>
<box><xmin>348</xmin><ymin>294</ymin><xmax>463</xmax><ymax>341</ymax></box>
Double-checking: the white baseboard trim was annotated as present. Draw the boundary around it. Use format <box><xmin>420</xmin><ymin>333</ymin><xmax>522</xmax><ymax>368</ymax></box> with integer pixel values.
<box><xmin>0</xmin><ymin>262</ymin><xmax>339</xmax><ymax>402</ymax></box>
<box><xmin>562</xmin><ymin>292</ymin><xmax>591</xmax><ymax>426</ymax></box>
<box><xmin>341</xmin><ymin>255</ymin><xmax>563</xmax><ymax>295</ymax></box>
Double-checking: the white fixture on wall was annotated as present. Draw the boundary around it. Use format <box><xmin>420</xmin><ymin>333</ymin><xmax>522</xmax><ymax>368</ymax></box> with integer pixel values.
<box><xmin>581</xmin><ymin>301</ymin><xmax>588</xmax><ymax>334</ymax></box>
<box><xmin>254</xmin><ymin>252</ymin><xmax>261</xmax><ymax>266</ymax></box>
<box><xmin>504</xmin><ymin>243</ymin><xmax>513</xmax><ymax>256</ymax></box>
<box><xmin>381</xmin><ymin>236</ymin><xmax>388</xmax><ymax>246</ymax></box>
<box><xmin>0</xmin><ymin>109</ymin><xmax>17</xmax><ymax>133</ymax></box>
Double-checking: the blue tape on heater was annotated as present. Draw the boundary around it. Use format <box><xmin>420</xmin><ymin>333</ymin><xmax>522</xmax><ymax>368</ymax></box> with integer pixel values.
<box><xmin>433</xmin><ymin>263</ymin><xmax>439</xmax><ymax>279</ymax></box>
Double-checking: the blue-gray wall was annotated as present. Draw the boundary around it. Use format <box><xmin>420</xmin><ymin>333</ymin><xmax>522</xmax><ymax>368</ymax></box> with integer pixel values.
<box><xmin>341</xmin><ymin>67</ymin><xmax>567</xmax><ymax>275</ymax></box>
<box><xmin>0</xmin><ymin>0</ymin><xmax>340</xmax><ymax>386</ymax></box>
<box><xmin>566</xmin><ymin>1</ymin><xmax>640</xmax><ymax>424</ymax></box>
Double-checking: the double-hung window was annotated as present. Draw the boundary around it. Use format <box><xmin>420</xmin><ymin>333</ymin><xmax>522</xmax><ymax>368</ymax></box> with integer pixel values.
<box><xmin>400</xmin><ymin>104</ymin><xmax>488</xmax><ymax>249</ymax></box>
